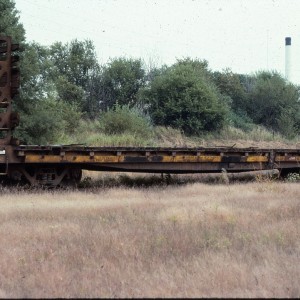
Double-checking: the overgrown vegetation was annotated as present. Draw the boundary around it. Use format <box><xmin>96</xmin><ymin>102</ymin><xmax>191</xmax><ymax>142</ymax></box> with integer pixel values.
<box><xmin>140</xmin><ymin>59</ymin><xmax>229</xmax><ymax>135</ymax></box>
<box><xmin>1</xmin><ymin>0</ymin><xmax>300</xmax><ymax>145</ymax></box>
<box><xmin>99</xmin><ymin>104</ymin><xmax>153</xmax><ymax>138</ymax></box>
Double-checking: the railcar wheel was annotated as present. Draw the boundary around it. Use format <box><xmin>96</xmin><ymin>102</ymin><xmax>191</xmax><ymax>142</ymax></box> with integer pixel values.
<box><xmin>60</xmin><ymin>168</ymin><xmax>82</xmax><ymax>187</ymax></box>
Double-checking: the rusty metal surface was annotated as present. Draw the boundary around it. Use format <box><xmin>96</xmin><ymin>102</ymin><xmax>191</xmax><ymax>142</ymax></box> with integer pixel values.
<box><xmin>0</xmin><ymin>36</ymin><xmax>19</xmax><ymax>146</ymax></box>
<box><xmin>3</xmin><ymin>145</ymin><xmax>299</xmax><ymax>175</ymax></box>
<box><xmin>0</xmin><ymin>36</ymin><xmax>12</xmax><ymax>145</ymax></box>
<box><xmin>3</xmin><ymin>146</ymin><xmax>293</xmax><ymax>186</ymax></box>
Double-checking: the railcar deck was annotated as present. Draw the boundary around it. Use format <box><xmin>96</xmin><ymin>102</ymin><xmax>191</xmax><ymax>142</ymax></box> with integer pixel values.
<box><xmin>0</xmin><ymin>144</ymin><xmax>298</xmax><ymax>185</ymax></box>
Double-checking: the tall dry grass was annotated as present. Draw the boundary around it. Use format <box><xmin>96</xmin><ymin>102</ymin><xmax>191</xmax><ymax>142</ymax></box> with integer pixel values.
<box><xmin>0</xmin><ymin>180</ymin><xmax>299</xmax><ymax>298</ymax></box>
<box><xmin>58</xmin><ymin>119</ymin><xmax>300</xmax><ymax>148</ymax></box>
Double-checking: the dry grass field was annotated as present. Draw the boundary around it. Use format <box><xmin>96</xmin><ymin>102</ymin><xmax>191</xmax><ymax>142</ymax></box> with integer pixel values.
<box><xmin>0</xmin><ymin>175</ymin><xmax>299</xmax><ymax>298</ymax></box>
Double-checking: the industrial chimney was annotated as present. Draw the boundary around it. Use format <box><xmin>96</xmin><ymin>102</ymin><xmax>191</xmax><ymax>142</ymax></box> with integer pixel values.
<box><xmin>285</xmin><ymin>37</ymin><xmax>291</xmax><ymax>81</ymax></box>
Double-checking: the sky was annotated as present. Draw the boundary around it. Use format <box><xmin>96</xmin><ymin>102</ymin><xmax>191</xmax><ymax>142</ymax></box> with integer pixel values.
<box><xmin>14</xmin><ymin>0</ymin><xmax>300</xmax><ymax>84</ymax></box>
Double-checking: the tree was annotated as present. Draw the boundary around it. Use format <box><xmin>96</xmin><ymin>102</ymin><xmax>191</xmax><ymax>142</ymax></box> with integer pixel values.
<box><xmin>98</xmin><ymin>58</ymin><xmax>146</xmax><ymax>111</ymax></box>
<box><xmin>212</xmin><ymin>69</ymin><xmax>256</xmax><ymax>131</ymax></box>
<box><xmin>49</xmin><ymin>39</ymin><xmax>100</xmax><ymax>114</ymax></box>
<box><xmin>212</xmin><ymin>69</ymin><xmax>247</xmax><ymax>113</ymax></box>
<box><xmin>49</xmin><ymin>39</ymin><xmax>98</xmax><ymax>87</ymax></box>
<box><xmin>6</xmin><ymin>38</ymin><xmax>89</xmax><ymax>144</ymax></box>
<box><xmin>55</xmin><ymin>75</ymin><xmax>85</xmax><ymax>108</ymax></box>
<box><xmin>140</xmin><ymin>58</ymin><xmax>228</xmax><ymax>135</ymax></box>
<box><xmin>247</xmin><ymin>71</ymin><xmax>300</xmax><ymax>137</ymax></box>
<box><xmin>12</xmin><ymin>42</ymin><xmax>83</xmax><ymax>145</ymax></box>
<box><xmin>14</xmin><ymin>43</ymin><xmax>50</xmax><ymax>111</ymax></box>
<box><xmin>16</xmin><ymin>97</ymin><xmax>81</xmax><ymax>145</ymax></box>
<box><xmin>0</xmin><ymin>0</ymin><xmax>25</xmax><ymax>43</ymax></box>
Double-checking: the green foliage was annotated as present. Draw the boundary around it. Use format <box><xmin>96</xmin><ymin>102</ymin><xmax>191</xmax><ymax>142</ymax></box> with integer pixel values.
<box><xmin>16</xmin><ymin>42</ymin><xmax>50</xmax><ymax>111</ymax></box>
<box><xmin>15</xmin><ymin>99</ymin><xmax>81</xmax><ymax>145</ymax></box>
<box><xmin>141</xmin><ymin>58</ymin><xmax>228</xmax><ymax>135</ymax></box>
<box><xmin>217</xmin><ymin>125</ymin><xmax>284</xmax><ymax>142</ymax></box>
<box><xmin>0</xmin><ymin>0</ymin><xmax>25</xmax><ymax>43</ymax></box>
<box><xmin>99</xmin><ymin>104</ymin><xmax>153</xmax><ymax>138</ymax></box>
<box><xmin>99</xmin><ymin>58</ymin><xmax>146</xmax><ymax>110</ymax></box>
<box><xmin>228</xmin><ymin>110</ymin><xmax>255</xmax><ymax>132</ymax></box>
<box><xmin>212</xmin><ymin>69</ymin><xmax>258</xmax><ymax>132</ymax></box>
<box><xmin>49</xmin><ymin>39</ymin><xmax>98</xmax><ymax>88</ymax></box>
<box><xmin>212</xmin><ymin>69</ymin><xmax>247</xmax><ymax>112</ymax></box>
<box><xmin>13</xmin><ymin>41</ymin><xmax>84</xmax><ymax>144</ymax></box>
<box><xmin>285</xmin><ymin>172</ymin><xmax>300</xmax><ymax>182</ymax></box>
<box><xmin>48</xmin><ymin>39</ymin><xmax>100</xmax><ymax>115</ymax></box>
<box><xmin>55</xmin><ymin>75</ymin><xmax>85</xmax><ymax>108</ymax></box>
<box><xmin>82</xmin><ymin>133</ymin><xmax>152</xmax><ymax>147</ymax></box>
<box><xmin>247</xmin><ymin>71</ymin><xmax>300</xmax><ymax>138</ymax></box>
<box><xmin>58</xmin><ymin>119</ymin><xmax>153</xmax><ymax>147</ymax></box>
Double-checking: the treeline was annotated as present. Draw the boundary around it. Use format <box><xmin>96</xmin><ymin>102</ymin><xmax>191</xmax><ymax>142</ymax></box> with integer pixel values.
<box><xmin>2</xmin><ymin>0</ymin><xmax>300</xmax><ymax>144</ymax></box>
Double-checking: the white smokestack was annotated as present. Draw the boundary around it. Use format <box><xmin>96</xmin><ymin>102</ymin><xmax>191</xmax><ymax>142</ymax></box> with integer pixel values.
<box><xmin>285</xmin><ymin>37</ymin><xmax>292</xmax><ymax>81</ymax></box>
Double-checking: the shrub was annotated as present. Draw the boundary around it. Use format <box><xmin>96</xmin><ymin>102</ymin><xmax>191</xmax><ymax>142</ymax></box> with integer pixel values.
<box><xmin>247</xmin><ymin>71</ymin><xmax>300</xmax><ymax>137</ymax></box>
<box><xmin>285</xmin><ymin>173</ymin><xmax>300</xmax><ymax>182</ymax></box>
<box><xmin>99</xmin><ymin>104</ymin><xmax>153</xmax><ymax>138</ymax></box>
<box><xmin>228</xmin><ymin>110</ymin><xmax>255</xmax><ymax>132</ymax></box>
<box><xmin>15</xmin><ymin>98</ymin><xmax>82</xmax><ymax>145</ymax></box>
<box><xmin>140</xmin><ymin>58</ymin><xmax>229</xmax><ymax>135</ymax></box>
